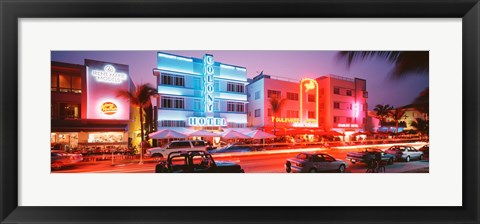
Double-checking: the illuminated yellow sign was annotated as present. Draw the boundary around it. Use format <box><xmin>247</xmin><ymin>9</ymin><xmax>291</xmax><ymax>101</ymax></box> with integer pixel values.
<box><xmin>101</xmin><ymin>102</ymin><xmax>118</xmax><ymax>115</ymax></box>
<box><xmin>300</xmin><ymin>78</ymin><xmax>319</xmax><ymax>127</ymax></box>
<box><xmin>271</xmin><ymin>117</ymin><xmax>300</xmax><ymax>123</ymax></box>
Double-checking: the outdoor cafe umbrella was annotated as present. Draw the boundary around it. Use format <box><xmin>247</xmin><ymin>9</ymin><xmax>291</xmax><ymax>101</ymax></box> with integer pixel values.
<box><xmin>148</xmin><ymin>129</ymin><xmax>187</xmax><ymax>139</ymax></box>
<box><xmin>221</xmin><ymin>130</ymin><xmax>251</xmax><ymax>140</ymax></box>
<box><xmin>247</xmin><ymin>130</ymin><xmax>276</xmax><ymax>146</ymax></box>
<box><xmin>188</xmin><ymin>130</ymin><xmax>221</xmax><ymax>138</ymax></box>
<box><xmin>246</xmin><ymin>130</ymin><xmax>276</xmax><ymax>139</ymax></box>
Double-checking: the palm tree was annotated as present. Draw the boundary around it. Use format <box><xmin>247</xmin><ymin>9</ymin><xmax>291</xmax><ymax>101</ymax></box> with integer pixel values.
<box><xmin>117</xmin><ymin>83</ymin><xmax>158</xmax><ymax>158</ymax></box>
<box><xmin>268</xmin><ymin>94</ymin><xmax>287</xmax><ymax>136</ymax></box>
<box><xmin>389</xmin><ymin>108</ymin><xmax>406</xmax><ymax>135</ymax></box>
<box><xmin>412</xmin><ymin>87</ymin><xmax>429</xmax><ymax>121</ymax></box>
<box><xmin>373</xmin><ymin>104</ymin><xmax>393</xmax><ymax>126</ymax></box>
<box><xmin>337</xmin><ymin>51</ymin><xmax>429</xmax><ymax>79</ymax></box>
<box><xmin>411</xmin><ymin>118</ymin><xmax>429</xmax><ymax>135</ymax></box>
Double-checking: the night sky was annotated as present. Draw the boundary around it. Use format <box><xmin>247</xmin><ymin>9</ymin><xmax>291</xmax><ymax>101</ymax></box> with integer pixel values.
<box><xmin>51</xmin><ymin>50</ymin><xmax>429</xmax><ymax>109</ymax></box>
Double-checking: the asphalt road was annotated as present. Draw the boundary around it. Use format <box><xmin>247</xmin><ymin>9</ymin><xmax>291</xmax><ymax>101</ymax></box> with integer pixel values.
<box><xmin>53</xmin><ymin>143</ymin><xmax>429</xmax><ymax>173</ymax></box>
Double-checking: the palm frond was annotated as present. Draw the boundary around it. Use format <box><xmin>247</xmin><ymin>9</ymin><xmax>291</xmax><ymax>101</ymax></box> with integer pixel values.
<box><xmin>337</xmin><ymin>51</ymin><xmax>428</xmax><ymax>79</ymax></box>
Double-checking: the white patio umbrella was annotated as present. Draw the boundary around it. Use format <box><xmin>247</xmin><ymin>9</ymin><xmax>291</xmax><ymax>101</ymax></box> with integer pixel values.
<box><xmin>188</xmin><ymin>130</ymin><xmax>221</xmax><ymax>137</ymax></box>
<box><xmin>221</xmin><ymin>130</ymin><xmax>251</xmax><ymax>139</ymax></box>
<box><xmin>246</xmin><ymin>130</ymin><xmax>276</xmax><ymax>139</ymax></box>
<box><xmin>148</xmin><ymin>129</ymin><xmax>187</xmax><ymax>139</ymax></box>
<box><xmin>247</xmin><ymin>130</ymin><xmax>276</xmax><ymax>146</ymax></box>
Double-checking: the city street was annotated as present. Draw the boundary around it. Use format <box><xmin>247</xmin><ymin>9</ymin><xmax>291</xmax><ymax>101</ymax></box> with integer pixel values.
<box><xmin>53</xmin><ymin>143</ymin><xmax>429</xmax><ymax>173</ymax></box>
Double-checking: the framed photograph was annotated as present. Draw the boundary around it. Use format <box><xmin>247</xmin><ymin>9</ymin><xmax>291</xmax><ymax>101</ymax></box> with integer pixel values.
<box><xmin>1</xmin><ymin>0</ymin><xmax>479</xmax><ymax>223</ymax></box>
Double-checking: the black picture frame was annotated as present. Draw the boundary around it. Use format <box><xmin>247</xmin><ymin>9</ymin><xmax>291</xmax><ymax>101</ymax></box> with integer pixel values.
<box><xmin>1</xmin><ymin>0</ymin><xmax>479</xmax><ymax>223</ymax></box>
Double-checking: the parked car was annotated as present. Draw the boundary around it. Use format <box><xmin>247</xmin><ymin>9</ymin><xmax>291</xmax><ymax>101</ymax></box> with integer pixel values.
<box><xmin>209</xmin><ymin>144</ymin><xmax>263</xmax><ymax>154</ymax></box>
<box><xmin>385</xmin><ymin>145</ymin><xmax>424</xmax><ymax>162</ymax></box>
<box><xmin>285</xmin><ymin>152</ymin><xmax>348</xmax><ymax>173</ymax></box>
<box><xmin>146</xmin><ymin>140</ymin><xmax>207</xmax><ymax>158</ymax></box>
<box><xmin>419</xmin><ymin>144</ymin><xmax>429</xmax><ymax>156</ymax></box>
<box><xmin>155</xmin><ymin>150</ymin><xmax>244</xmax><ymax>173</ymax></box>
<box><xmin>346</xmin><ymin>148</ymin><xmax>395</xmax><ymax>166</ymax></box>
<box><xmin>51</xmin><ymin>150</ymin><xmax>83</xmax><ymax>170</ymax></box>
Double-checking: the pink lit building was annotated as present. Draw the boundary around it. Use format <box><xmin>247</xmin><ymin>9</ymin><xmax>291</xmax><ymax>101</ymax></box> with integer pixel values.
<box><xmin>247</xmin><ymin>74</ymin><xmax>320</xmax><ymax>132</ymax></box>
<box><xmin>316</xmin><ymin>75</ymin><xmax>368</xmax><ymax>140</ymax></box>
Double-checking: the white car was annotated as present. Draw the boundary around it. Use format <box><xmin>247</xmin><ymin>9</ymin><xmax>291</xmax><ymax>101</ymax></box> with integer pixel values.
<box><xmin>385</xmin><ymin>145</ymin><xmax>424</xmax><ymax>162</ymax></box>
<box><xmin>146</xmin><ymin>140</ymin><xmax>207</xmax><ymax>158</ymax></box>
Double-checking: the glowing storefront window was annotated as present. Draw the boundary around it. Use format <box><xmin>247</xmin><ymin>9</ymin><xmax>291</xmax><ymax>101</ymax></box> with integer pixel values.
<box><xmin>88</xmin><ymin>132</ymin><xmax>124</xmax><ymax>143</ymax></box>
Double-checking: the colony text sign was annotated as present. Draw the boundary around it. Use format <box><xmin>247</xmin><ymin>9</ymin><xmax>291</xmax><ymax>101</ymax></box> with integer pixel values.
<box><xmin>204</xmin><ymin>54</ymin><xmax>215</xmax><ymax>114</ymax></box>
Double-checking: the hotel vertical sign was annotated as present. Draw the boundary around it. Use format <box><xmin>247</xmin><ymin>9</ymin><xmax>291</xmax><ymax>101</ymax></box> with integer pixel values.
<box><xmin>204</xmin><ymin>54</ymin><xmax>215</xmax><ymax>116</ymax></box>
<box><xmin>187</xmin><ymin>54</ymin><xmax>227</xmax><ymax>127</ymax></box>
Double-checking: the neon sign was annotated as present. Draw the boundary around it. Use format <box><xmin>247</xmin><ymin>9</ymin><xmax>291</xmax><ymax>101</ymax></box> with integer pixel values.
<box><xmin>271</xmin><ymin>117</ymin><xmax>300</xmax><ymax>123</ymax></box>
<box><xmin>299</xmin><ymin>78</ymin><xmax>319</xmax><ymax>127</ymax></box>
<box><xmin>353</xmin><ymin>103</ymin><xmax>359</xmax><ymax>117</ymax></box>
<box><xmin>204</xmin><ymin>55</ymin><xmax>215</xmax><ymax>114</ymax></box>
<box><xmin>91</xmin><ymin>65</ymin><xmax>127</xmax><ymax>84</ymax></box>
<box><xmin>188</xmin><ymin>117</ymin><xmax>227</xmax><ymax>127</ymax></box>
<box><xmin>101</xmin><ymin>102</ymin><xmax>118</xmax><ymax>115</ymax></box>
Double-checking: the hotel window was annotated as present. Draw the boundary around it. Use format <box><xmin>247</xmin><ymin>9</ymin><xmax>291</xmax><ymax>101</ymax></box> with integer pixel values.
<box><xmin>254</xmin><ymin>109</ymin><xmax>261</xmax><ymax>117</ymax></box>
<box><xmin>333</xmin><ymin>116</ymin><xmax>338</xmax><ymax>123</ymax></box>
<box><xmin>255</xmin><ymin>91</ymin><xmax>260</xmax><ymax>100</ymax></box>
<box><xmin>334</xmin><ymin>102</ymin><xmax>340</xmax><ymax>109</ymax></box>
<box><xmin>214</xmin><ymin>80</ymin><xmax>220</xmax><ymax>91</ymax></box>
<box><xmin>347</xmin><ymin>103</ymin><xmax>352</xmax><ymax>110</ymax></box>
<box><xmin>286</xmin><ymin>110</ymin><xmax>299</xmax><ymax>118</ymax></box>
<box><xmin>161</xmin><ymin>120</ymin><xmax>186</xmax><ymax>127</ymax></box>
<box><xmin>193</xmin><ymin>99</ymin><xmax>201</xmax><ymax>111</ymax></box>
<box><xmin>267</xmin><ymin>90</ymin><xmax>281</xmax><ymax>98</ymax></box>
<box><xmin>51</xmin><ymin>72</ymin><xmax>82</xmax><ymax>93</ymax></box>
<box><xmin>59</xmin><ymin>103</ymin><xmax>80</xmax><ymax>119</ymax></box>
<box><xmin>161</xmin><ymin>96</ymin><xmax>184</xmax><ymax>109</ymax></box>
<box><xmin>227</xmin><ymin>82</ymin><xmax>244</xmax><ymax>93</ymax></box>
<box><xmin>287</xmin><ymin>92</ymin><xmax>299</xmax><ymax>101</ymax></box>
<box><xmin>308</xmin><ymin>111</ymin><xmax>315</xmax><ymax>119</ymax></box>
<box><xmin>346</xmin><ymin>90</ymin><xmax>352</xmax><ymax>96</ymax></box>
<box><xmin>227</xmin><ymin>102</ymin><xmax>244</xmax><ymax>112</ymax></box>
<box><xmin>334</xmin><ymin>87</ymin><xmax>340</xmax><ymax>95</ymax></box>
<box><xmin>346</xmin><ymin>117</ymin><xmax>352</xmax><ymax>123</ymax></box>
<box><xmin>308</xmin><ymin>94</ymin><xmax>316</xmax><ymax>102</ymax></box>
<box><xmin>161</xmin><ymin>73</ymin><xmax>185</xmax><ymax>87</ymax></box>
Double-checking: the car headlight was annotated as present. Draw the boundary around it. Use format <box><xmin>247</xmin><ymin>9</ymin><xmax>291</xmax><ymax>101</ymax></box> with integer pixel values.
<box><xmin>296</xmin><ymin>163</ymin><xmax>304</xmax><ymax>167</ymax></box>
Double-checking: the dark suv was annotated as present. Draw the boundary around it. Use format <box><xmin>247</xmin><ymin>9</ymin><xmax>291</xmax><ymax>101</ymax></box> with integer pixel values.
<box><xmin>155</xmin><ymin>150</ymin><xmax>244</xmax><ymax>173</ymax></box>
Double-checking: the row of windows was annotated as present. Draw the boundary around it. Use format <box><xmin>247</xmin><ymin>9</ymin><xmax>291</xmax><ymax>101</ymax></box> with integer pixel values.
<box><xmin>227</xmin><ymin>102</ymin><xmax>245</xmax><ymax>112</ymax></box>
<box><xmin>227</xmin><ymin>82</ymin><xmax>245</xmax><ymax>93</ymax></box>
<box><xmin>333</xmin><ymin>116</ymin><xmax>367</xmax><ymax>124</ymax></box>
<box><xmin>161</xmin><ymin>96</ymin><xmax>185</xmax><ymax>109</ymax></box>
<box><xmin>51</xmin><ymin>72</ymin><xmax>82</xmax><ymax>93</ymax></box>
<box><xmin>333</xmin><ymin>102</ymin><xmax>368</xmax><ymax>111</ymax></box>
<box><xmin>333</xmin><ymin>87</ymin><xmax>353</xmax><ymax>96</ymax></box>
<box><xmin>227</xmin><ymin>123</ymin><xmax>247</xmax><ymax>128</ymax></box>
<box><xmin>161</xmin><ymin>73</ymin><xmax>185</xmax><ymax>87</ymax></box>
<box><xmin>162</xmin><ymin>73</ymin><xmax>245</xmax><ymax>94</ymax></box>
<box><xmin>51</xmin><ymin>103</ymin><xmax>80</xmax><ymax>119</ymax></box>
<box><xmin>162</xmin><ymin>96</ymin><xmax>245</xmax><ymax>113</ymax></box>
<box><xmin>160</xmin><ymin>120</ymin><xmax>186</xmax><ymax>127</ymax></box>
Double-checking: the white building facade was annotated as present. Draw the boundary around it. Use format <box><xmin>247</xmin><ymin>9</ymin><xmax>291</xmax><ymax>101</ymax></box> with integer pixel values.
<box><xmin>153</xmin><ymin>52</ymin><xmax>248</xmax><ymax>131</ymax></box>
